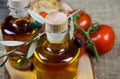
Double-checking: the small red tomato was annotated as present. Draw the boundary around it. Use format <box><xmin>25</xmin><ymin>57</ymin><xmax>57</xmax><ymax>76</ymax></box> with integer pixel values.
<box><xmin>39</xmin><ymin>12</ymin><xmax>48</xmax><ymax>18</ymax></box>
<box><xmin>90</xmin><ymin>24</ymin><xmax>115</xmax><ymax>55</ymax></box>
<box><xmin>76</xmin><ymin>13</ymin><xmax>92</xmax><ymax>31</ymax></box>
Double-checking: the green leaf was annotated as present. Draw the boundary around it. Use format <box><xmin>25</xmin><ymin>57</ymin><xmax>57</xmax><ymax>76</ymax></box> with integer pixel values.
<box><xmin>74</xmin><ymin>13</ymin><xmax>80</xmax><ymax>19</ymax></box>
<box><xmin>26</xmin><ymin>41</ymin><xmax>38</xmax><ymax>59</ymax></box>
<box><xmin>0</xmin><ymin>50</ymin><xmax>5</xmax><ymax>54</ymax></box>
<box><xmin>28</xmin><ymin>29</ymin><xmax>41</xmax><ymax>43</ymax></box>
<box><xmin>30</xmin><ymin>21</ymin><xmax>42</xmax><ymax>29</ymax></box>
<box><xmin>17</xmin><ymin>57</ymin><xmax>28</xmax><ymax>69</ymax></box>
<box><xmin>69</xmin><ymin>17</ymin><xmax>74</xmax><ymax>40</ymax></box>
<box><xmin>14</xmin><ymin>51</ymin><xmax>25</xmax><ymax>55</ymax></box>
<box><xmin>0</xmin><ymin>41</ymin><xmax>24</xmax><ymax>46</ymax></box>
<box><xmin>28</xmin><ymin>10</ymin><xmax>45</xmax><ymax>24</ymax></box>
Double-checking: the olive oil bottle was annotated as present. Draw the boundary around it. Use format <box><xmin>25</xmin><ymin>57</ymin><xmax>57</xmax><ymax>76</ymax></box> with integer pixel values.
<box><xmin>1</xmin><ymin>0</ymin><xmax>34</xmax><ymax>70</ymax></box>
<box><xmin>34</xmin><ymin>12</ymin><xmax>80</xmax><ymax>79</ymax></box>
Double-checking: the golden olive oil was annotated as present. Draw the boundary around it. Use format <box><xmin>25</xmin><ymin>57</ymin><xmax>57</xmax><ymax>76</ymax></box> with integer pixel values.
<box><xmin>1</xmin><ymin>0</ymin><xmax>35</xmax><ymax>70</ymax></box>
<box><xmin>1</xmin><ymin>15</ymin><xmax>34</xmax><ymax>70</ymax></box>
<box><xmin>34</xmin><ymin>34</ymin><xmax>80</xmax><ymax>79</ymax></box>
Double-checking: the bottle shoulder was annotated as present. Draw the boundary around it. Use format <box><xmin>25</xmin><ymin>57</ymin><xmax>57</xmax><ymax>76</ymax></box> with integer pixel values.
<box><xmin>34</xmin><ymin>34</ymin><xmax>80</xmax><ymax>64</ymax></box>
<box><xmin>1</xmin><ymin>15</ymin><xmax>34</xmax><ymax>35</ymax></box>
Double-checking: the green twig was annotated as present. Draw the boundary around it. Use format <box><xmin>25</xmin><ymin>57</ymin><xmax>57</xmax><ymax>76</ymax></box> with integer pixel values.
<box><xmin>73</xmin><ymin>15</ymin><xmax>100</xmax><ymax>62</ymax></box>
<box><xmin>0</xmin><ymin>29</ymin><xmax>45</xmax><ymax>59</ymax></box>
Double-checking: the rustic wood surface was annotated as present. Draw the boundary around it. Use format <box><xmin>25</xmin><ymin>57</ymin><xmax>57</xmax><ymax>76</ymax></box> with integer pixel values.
<box><xmin>0</xmin><ymin>0</ymin><xmax>120</xmax><ymax>79</ymax></box>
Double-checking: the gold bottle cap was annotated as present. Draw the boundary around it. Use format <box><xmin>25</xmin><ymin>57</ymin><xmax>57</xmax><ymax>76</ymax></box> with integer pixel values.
<box><xmin>45</xmin><ymin>11</ymin><xmax>68</xmax><ymax>33</ymax></box>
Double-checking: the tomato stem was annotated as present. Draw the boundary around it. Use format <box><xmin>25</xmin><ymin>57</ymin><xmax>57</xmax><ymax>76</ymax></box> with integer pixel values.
<box><xmin>73</xmin><ymin>15</ymin><xmax>100</xmax><ymax>62</ymax></box>
<box><xmin>91</xmin><ymin>43</ymin><xmax>100</xmax><ymax>61</ymax></box>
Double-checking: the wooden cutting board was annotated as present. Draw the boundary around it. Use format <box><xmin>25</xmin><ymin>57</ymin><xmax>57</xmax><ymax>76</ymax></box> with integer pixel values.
<box><xmin>4</xmin><ymin>53</ymin><xmax>96</xmax><ymax>79</ymax></box>
<box><xmin>78</xmin><ymin>54</ymin><xmax>96</xmax><ymax>79</ymax></box>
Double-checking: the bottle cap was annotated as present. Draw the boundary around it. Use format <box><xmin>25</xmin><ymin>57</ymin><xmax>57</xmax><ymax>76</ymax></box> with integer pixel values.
<box><xmin>7</xmin><ymin>0</ymin><xmax>31</xmax><ymax>9</ymax></box>
<box><xmin>45</xmin><ymin>11</ymin><xmax>68</xmax><ymax>33</ymax></box>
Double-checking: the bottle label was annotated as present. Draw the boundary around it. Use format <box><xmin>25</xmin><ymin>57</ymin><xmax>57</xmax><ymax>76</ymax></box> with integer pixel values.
<box><xmin>46</xmin><ymin>31</ymin><xmax>68</xmax><ymax>43</ymax></box>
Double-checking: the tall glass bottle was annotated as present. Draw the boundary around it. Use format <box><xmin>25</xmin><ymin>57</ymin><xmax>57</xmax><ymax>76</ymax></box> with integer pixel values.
<box><xmin>34</xmin><ymin>12</ymin><xmax>80</xmax><ymax>79</ymax></box>
<box><xmin>1</xmin><ymin>0</ymin><xmax>34</xmax><ymax>70</ymax></box>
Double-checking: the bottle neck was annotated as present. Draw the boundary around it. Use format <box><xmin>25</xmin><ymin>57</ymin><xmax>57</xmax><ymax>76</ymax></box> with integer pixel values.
<box><xmin>7</xmin><ymin>0</ymin><xmax>31</xmax><ymax>18</ymax></box>
<box><xmin>9</xmin><ymin>7</ymin><xmax>29</xmax><ymax>18</ymax></box>
<box><xmin>46</xmin><ymin>30</ymin><xmax>68</xmax><ymax>44</ymax></box>
<box><xmin>45</xmin><ymin>30</ymin><xmax>69</xmax><ymax>55</ymax></box>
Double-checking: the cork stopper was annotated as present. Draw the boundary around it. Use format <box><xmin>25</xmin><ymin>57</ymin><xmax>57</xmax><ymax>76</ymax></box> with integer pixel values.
<box><xmin>45</xmin><ymin>11</ymin><xmax>68</xmax><ymax>33</ymax></box>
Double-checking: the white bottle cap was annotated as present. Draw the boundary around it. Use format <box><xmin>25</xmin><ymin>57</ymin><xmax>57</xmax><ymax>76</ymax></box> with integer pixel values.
<box><xmin>45</xmin><ymin>12</ymin><xmax>68</xmax><ymax>43</ymax></box>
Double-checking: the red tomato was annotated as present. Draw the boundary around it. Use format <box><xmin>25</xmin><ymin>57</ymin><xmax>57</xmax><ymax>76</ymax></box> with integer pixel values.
<box><xmin>90</xmin><ymin>24</ymin><xmax>115</xmax><ymax>55</ymax></box>
<box><xmin>74</xmin><ymin>28</ymin><xmax>81</xmax><ymax>35</ymax></box>
<box><xmin>39</xmin><ymin>12</ymin><xmax>48</xmax><ymax>18</ymax></box>
<box><xmin>76</xmin><ymin>13</ymin><xmax>92</xmax><ymax>31</ymax></box>
<box><xmin>67</xmin><ymin>10</ymin><xmax>91</xmax><ymax>31</ymax></box>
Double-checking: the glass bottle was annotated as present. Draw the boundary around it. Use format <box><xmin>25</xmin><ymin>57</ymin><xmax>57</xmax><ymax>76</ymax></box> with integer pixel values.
<box><xmin>1</xmin><ymin>0</ymin><xmax>34</xmax><ymax>70</ymax></box>
<box><xmin>34</xmin><ymin>12</ymin><xmax>80</xmax><ymax>79</ymax></box>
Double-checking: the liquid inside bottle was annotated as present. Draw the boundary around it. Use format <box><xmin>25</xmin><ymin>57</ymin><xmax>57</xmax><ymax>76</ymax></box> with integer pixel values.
<box><xmin>34</xmin><ymin>12</ymin><xmax>80</xmax><ymax>79</ymax></box>
<box><xmin>1</xmin><ymin>0</ymin><xmax>35</xmax><ymax>70</ymax></box>
<box><xmin>34</xmin><ymin>34</ymin><xmax>80</xmax><ymax>79</ymax></box>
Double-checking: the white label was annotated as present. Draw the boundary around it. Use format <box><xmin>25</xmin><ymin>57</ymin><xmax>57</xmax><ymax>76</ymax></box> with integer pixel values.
<box><xmin>46</xmin><ymin>31</ymin><xmax>68</xmax><ymax>43</ymax></box>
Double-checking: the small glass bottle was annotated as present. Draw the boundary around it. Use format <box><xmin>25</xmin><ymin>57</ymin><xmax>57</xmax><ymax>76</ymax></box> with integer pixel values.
<box><xmin>1</xmin><ymin>0</ymin><xmax>34</xmax><ymax>70</ymax></box>
<box><xmin>34</xmin><ymin>12</ymin><xmax>80</xmax><ymax>79</ymax></box>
